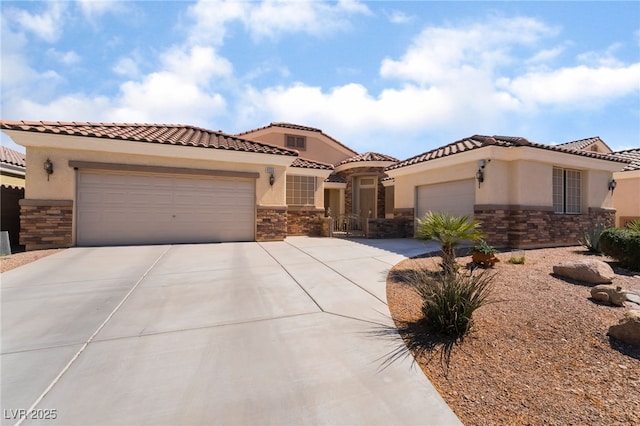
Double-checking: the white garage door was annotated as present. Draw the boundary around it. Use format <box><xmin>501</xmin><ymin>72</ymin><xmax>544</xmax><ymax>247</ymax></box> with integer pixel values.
<box><xmin>77</xmin><ymin>171</ymin><xmax>255</xmax><ymax>246</ymax></box>
<box><xmin>416</xmin><ymin>179</ymin><xmax>475</xmax><ymax>220</ymax></box>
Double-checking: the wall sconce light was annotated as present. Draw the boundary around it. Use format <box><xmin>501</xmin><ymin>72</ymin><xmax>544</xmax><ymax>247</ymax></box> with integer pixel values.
<box><xmin>475</xmin><ymin>168</ymin><xmax>484</xmax><ymax>187</ymax></box>
<box><xmin>608</xmin><ymin>179</ymin><xmax>617</xmax><ymax>193</ymax></box>
<box><xmin>475</xmin><ymin>159</ymin><xmax>489</xmax><ymax>188</ymax></box>
<box><xmin>44</xmin><ymin>158</ymin><xmax>54</xmax><ymax>181</ymax></box>
<box><xmin>266</xmin><ymin>167</ymin><xmax>275</xmax><ymax>186</ymax></box>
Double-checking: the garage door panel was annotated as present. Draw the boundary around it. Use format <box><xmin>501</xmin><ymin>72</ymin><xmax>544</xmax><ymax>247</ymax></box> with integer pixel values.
<box><xmin>77</xmin><ymin>171</ymin><xmax>255</xmax><ymax>246</ymax></box>
<box><xmin>417</xmin><ymin>180</ymin><xmax>475</xmax><ymax>220</ymax></box>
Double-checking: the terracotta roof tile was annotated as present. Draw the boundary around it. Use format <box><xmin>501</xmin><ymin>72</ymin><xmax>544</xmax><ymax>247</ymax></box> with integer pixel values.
<box><xmin>386</xmin><ymin>135</ymin><xmax>631</xmax><ymax>171</ymax></box>
<box><xmin>610</xmin><ymin>148</ymin><xmax>640</xmax><ymax>171</ymax></box>
<box><xmin>290</xmin><ymin>157</ymin><xmax>334</xmax><ymax>170</ymax></box>
<box><xmin>0</xmin><ymin>120</ymin><xmax>299</xmax><ymax>157</ymax></box>
<box><xmin>325</xmin><ymin>174</ymin><xmax>347</xmax><ymax>183</ymax></box>
<box><xmin>0</xmin><ymin>145</ymin><xmax>26</xmax><ymax>167</ymax></box>
<box><xmin>1</xmin><ymin>183</ymin><xmax>25</xmax><ymax>190</ymax></box>
<box><xmin>557</xmin><ymin>136</ymin><xmax>612</xmax><ymax>152</ymax></box>
<box><xmin>236</xmin><ymin>122</ymin><xmax>358</xmax><ymax>156</ymax></box>
<box><xmin>336</xmin><ymin>152</ymin><xmax>398</xmax><ymax>166</ymax></box>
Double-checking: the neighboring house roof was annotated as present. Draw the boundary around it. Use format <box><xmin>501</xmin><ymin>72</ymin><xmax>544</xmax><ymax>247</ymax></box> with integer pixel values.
<box><xmin>1</xmin><ymin>183</ymin><xmax>25</xmax><ymax>190</ymax></box>
<box><xmin>237</xmin><ymin>122</ymin><xmax>358</xmax><ymax>156</ymax></box>
<box><xmin>610</xmin><ymin>148</ymin><xmax>640</xmax><ymax>171</ymax></box>
<box><xmin>0</xmin><ymin>121</ymin><xmax>299</xmax><ymax>157</ymax></box>
<box><xmin>0</xmin><ymin>145</ymin><xmax>26</xmax><ymax>167</ymax></box>
<box><xmin>556</xmin><ymin>136</ymin><xmax>613</xmax><ymax>153</ymax></box>
<box><xmin>290</xmin><ymin>157</ymin><xmax>334</xmax><ymax>170</ymax></box>
<box><xmin>386</xmin><ymin>135</ymin><xmax>631</xmax><ymax>171</ymax></box>
<box><xmin>336</xmin><ymin>152</ymin><xmax>398</xmax><ymax>166</ymax></box>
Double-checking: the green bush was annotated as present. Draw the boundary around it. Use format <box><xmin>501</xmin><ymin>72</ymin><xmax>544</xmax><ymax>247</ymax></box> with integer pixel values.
<box><xmin>600</xmin><ymin>227</ymin><xmax>640</xmax><ymax>271</ymax></box>
<box><xmin>470</xmin><ymin>239</ymin><xmax>498</xmax><ymax>255</ymax></box>
<box><xmin>579</xmin><ymin>223</ymin><xmax>606</xmax><ymax>254</ymax></box>
<box><xmin>414</xmin><ymin>268</ymin><xmax>495</xmax><ymax>339</ymax></box>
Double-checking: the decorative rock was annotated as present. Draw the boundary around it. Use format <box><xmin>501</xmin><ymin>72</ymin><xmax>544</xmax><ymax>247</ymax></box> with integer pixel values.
<box><xmin>608</xmin><ymin>311</ymin><xmax>640</xmax><ymax>346</ymax></box>
<box><xmin>552</xmin><ymin>259</ymin><xmax>615</xmax><ymax>284</ymax></box>
<box><xmin>591</xmin><ymin>285</ymin><xmax>627</xmax><ymax>306</ymax></box>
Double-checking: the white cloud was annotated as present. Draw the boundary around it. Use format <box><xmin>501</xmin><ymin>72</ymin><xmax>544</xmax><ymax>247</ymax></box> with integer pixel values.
<box><xmin>527</xmin><ymin>44</ymin><xmax>569</xmax><ymax>64</ymax></box>
<box><xmin>185</xmin><ymin>0</ymin><xmax>370</xmax><ymax>45</ymax></box>
<box><xmin>6</xmin><ymin>1</ymin><xmax>67</xmax><ymax>43</ymax></box>
<box><xmin>46</xmin><ymin>48</ymin><xmax>81</xmax><ymax>65</ymax></box>
<box><xmin>76</xmin><ymin>0</ymin><xmax>125</xmax><ymax>18</ymax></box>
<box><xmin>161</xmin><ymin>45</ymin><xmax>233</xmax><ymax>85</ymax></box>
<box><xmin>498</xmin><ymin>64</ymin><xmax>640</xmax><ymax>106</ymax></box>
<box><xmin>385</xmin><ymin>10</ymin><xmax>413</xmax><ymax>24</ymax></box>
<box><xmin>112</xmin><ymin>57</ymin><xmax>140</xmax><ymax>78</ymax></box>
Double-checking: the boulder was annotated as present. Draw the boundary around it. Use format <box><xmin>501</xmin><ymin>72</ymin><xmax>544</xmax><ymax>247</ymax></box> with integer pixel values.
<box><xmin>590</xmin><ymin>285</ymin><xmax>627</xmax><ymax>306</ymax></box>
<box><xmin>552</xmin><ymin>259</ymin><xmax>615</xmax><ymax>284</ymax></box>
<box><xmin>608</xmin><ymin>311</ymin><xmax>640</xmax><ymax>346</ymax></box>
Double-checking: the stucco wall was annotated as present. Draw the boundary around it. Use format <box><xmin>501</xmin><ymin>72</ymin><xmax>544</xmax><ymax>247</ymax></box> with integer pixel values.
<box><xmin>24</xmin><ymin>146</ymin><xmax>289</xmax><ymax>207</ymax></box>
<box><xmin>243</xmin><ymin>129</ymin><xmax>353</xmax><ymax>165</ymax></box>
<box><xmin>612</xmin><ymin>170</ymin><xmax>640</xmax><ymax>226</ymax></box>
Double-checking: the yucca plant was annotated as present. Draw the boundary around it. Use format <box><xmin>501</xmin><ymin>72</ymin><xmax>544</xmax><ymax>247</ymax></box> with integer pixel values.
<box><xmin>416</xmin><ymin>211</ymin><xmax>484</xmax><ymax>274</ymax></box>
<box><xmin>626</xmin><ymin>219</ymin><xmax>640</xmax><ymax>233</ymax></box>
<box><xmin>414</xmin><ymin>268</ymin><xmax>496</xmax><ymax>339</ymax></box>
<box><xmin>579</xmin><ymin>223</ymin><xmax>606</xmax><ymax>254</ymax></box>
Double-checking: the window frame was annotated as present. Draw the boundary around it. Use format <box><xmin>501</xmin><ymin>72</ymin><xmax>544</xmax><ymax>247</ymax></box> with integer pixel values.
<box><xmin>552</xmin><ymin>167</ymin><xmax>582</xmax><ymax>214</ymax></box>
<box><xmin>285</xmin><ymin>134</ymin><xmax>306</xmax><ymax>151</ymax></box>
<box><xmin>286</xmin><ymin>175</ymin><xmax>316</xmax><ymax>206</ymax></box>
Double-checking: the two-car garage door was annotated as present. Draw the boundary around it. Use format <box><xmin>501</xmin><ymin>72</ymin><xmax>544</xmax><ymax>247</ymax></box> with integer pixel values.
<box><xmin>416</xmin><ymin>179</ymin><xmax>475</xmax><ymax>220</ymax></box>
<box><xmin>76</xmin><ymin>171</ymin><xmax>255</xmax><ymax>246</ymax></box>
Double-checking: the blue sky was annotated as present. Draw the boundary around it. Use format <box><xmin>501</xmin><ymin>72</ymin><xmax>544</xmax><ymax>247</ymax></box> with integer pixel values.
<box><xmin>1</xmin><ymin>1</ymin><xmax>639</xmax><ymax>159</ymax></box>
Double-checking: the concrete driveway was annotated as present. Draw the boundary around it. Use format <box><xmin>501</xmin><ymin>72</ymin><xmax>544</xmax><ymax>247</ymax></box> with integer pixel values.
<box><xmin>1</xmin><ymin>237</ymin><xmax>460</xmax><ymax>426</ymax></box>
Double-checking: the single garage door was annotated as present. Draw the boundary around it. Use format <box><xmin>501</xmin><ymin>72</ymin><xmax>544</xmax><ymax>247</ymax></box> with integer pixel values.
<box><xmin>416</xmin><ymin>179</ymin><xmax>475</xmax><ymax>220</ymax></box>
<box><xmin>77</xmin><ymin>170</ymin><xmax>255</xmax><ymax>246</ymax></box>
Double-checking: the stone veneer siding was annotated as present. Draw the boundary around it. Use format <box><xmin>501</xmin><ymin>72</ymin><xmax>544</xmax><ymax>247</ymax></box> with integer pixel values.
<box><xmin>366</xmin><ymin>217</ymin><xmax>414</xmax><ymax>238</ymax></box>
<box><xmin>338</xmin><ymin>166</ymin><xmax>389</xmax><ymax>218</ymax></box>
<box><xmin>19</xmin><ymin>199</ymin><xmax>73</xmax><ymax>250</ymax></box>
<box><xmin>474</xmin><ymin>205</ymin><xmax>616</xmax><ymax>248</ymax></box>
<box><xmin>256</xmin><ymin>207</ymin><xmax>287</xmax><ymax>241</ymax></box>
<box><xmin>287</xmin><ymin>207</ymin><xmax>325</xmax><ymax>236</ymax></box>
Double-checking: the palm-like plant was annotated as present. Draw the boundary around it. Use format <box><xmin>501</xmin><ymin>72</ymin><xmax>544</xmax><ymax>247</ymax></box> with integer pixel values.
<box><xmin>416</xmin><ymin>211</ymin><xmax>484</xmax><ymax>273</ymax></box>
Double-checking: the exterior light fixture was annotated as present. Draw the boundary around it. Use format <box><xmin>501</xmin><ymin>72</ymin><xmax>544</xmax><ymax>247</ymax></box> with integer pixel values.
<box><xmin>44</xmin><ymin>158</ymin><xmax>53</xmax><ymax>181</ymax></box>
<box><xmin>608</xmin><ymin>179</ymin><xmax>617</xmax><ymax>193</ymax></box>
<box><xmin>266</xmin><ymin>167</ymin><xmax>275</xmax><ymax>186</ymax></box>
<box><xmin>476</xmin><ymin>159</ymin><xmax>489</xmax><ymax>188</ymax></box>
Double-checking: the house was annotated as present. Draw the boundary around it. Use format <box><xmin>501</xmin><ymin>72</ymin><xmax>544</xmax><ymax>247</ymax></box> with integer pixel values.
<box><xmin>1</xmin><ymin>145</ymin><xmax>26</xmax><ymax>249</ymax></box>
<box><xmin>385</xmin><ymin>135</ymin><xmax>630</xmax><ymax>248</ymax></box>
<box><xmin>0</xmin><ymin>120</ymin><xmax>633</xmax><ymax>251</ymax></box>
<box><xmin>558</xmin><ymin>137</ymin><xmax>640</xmax><ymax>227</ymax></box>
<box><xmin>0</xmin><ymin>121</ymin><xmax>334</xmax><ymax>250</ymax></box>
<box><xmin>238</xmin><ymin>123</ymin><xmax>397</xmax><ymax>231</ymax></box>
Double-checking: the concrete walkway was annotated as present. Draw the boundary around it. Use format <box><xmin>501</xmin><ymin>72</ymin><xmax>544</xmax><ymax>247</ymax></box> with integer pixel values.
<box><xmin>1</xmin><ymin>237</ymin><xmax>460</xmax><ymax>426</ymax></box>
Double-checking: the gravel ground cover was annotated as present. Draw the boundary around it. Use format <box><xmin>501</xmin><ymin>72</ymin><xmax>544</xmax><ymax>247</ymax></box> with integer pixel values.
<box><xmin>0</xmin><ymin>249</ymin><xmax>63</xmax><ymax>273</ymax></box>
<box><xmin>387</xmin><ymin>247</ymin><xmax>640</xmax><ymax>425</ymax></box>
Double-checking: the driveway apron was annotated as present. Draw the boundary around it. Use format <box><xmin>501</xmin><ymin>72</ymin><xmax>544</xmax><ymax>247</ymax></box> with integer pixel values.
<box><xmin>1</xmin><ymin>237</ymin><xmax>460</xmax><ymax>426</ymax></box>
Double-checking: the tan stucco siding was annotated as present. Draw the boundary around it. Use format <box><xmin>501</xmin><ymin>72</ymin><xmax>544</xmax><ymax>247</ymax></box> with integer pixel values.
<box><xmin>243</xmin><ymin>129</ymin><xmax>353</xmax><ymax>165</ymax></box>
<box><xmin>612</xmin><ymin>170</ymin><xmax>640</xmax><ymax>225</ymax></box>
<box><xmin>24</xmin><ymin>146</ymin><xmax>289</xmax><ymax>207</ymax></box>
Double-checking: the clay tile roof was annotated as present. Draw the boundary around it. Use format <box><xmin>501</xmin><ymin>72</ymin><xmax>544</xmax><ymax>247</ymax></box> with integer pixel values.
<box><xmin>1</xmin><ymin>183</ymin><xmax>25</xmax><ymax>190</ymax></box>
<box><xmin>336</xmin><ymin>151</ymin><xmax>398</xmax><ymax>166</ymax></box>
<box><xmin>325</xmin><ymin>173</ymin><xmax>346</xmax><ymax>183</ymax></box>
<box><xmin>290</xmin><ymin>157</ymin><xmax>334</xmax><ymax>170</ymax></box>
<box><xmin>386</xmin><ymin>135</ymin><xmax>630</xmax><ymax>171</ymax></box>
<box><xmin>0</xmin><ymin>145</ymin><xmax>26</xmax><ymax>167</ymax></box>
<box><xmin>610</xmin><ymin>148</ymin><xmax>640</xmax><ymax>171</ymax></box>
<box><xmin>557</xmin><ymin>136</ymin><xmax>612</xmax><ymax>152</ymax></box>
<box><xmin>0</xmin><ymin>120</ymin><xmax>299</xmax><ymax>158</ymax></box>
<box><xmin>236</xmin><ymin>122</ymin><xmax>358</xmax><ymax>156</ymax></box>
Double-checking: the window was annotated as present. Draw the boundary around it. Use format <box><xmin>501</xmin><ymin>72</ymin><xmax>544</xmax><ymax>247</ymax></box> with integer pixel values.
<box><xmin>286</xmin><ymin>135</ymin><xmax>306</xmax><ymax>150</ymax></box>
<box><xmin>286</xmin><ymin>175</ymin><xmax>315</xmax><ymax>206</ymax></box>
<box><xmin>553</xmin><ymin>167</ymin><xmax>582</xmax><ymax>214</ymax></box>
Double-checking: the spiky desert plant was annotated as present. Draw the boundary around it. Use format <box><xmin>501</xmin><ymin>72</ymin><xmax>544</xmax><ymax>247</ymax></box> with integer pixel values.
<box><xmin>579</xmin><ymin>223</ymin><xmax>606</xmax><ymax>254</ymax></box>
<box><xmin>626</xmin><ymin>219</ymin><xmax>640</xmax><ymax>233</ymax></box>
<box><xmin>416</xmin><ymin>211</ymin><xmax>484</xmax><ymax>274</ymax></box>
<box><xmin>414</xmin><ymin>268</ymin><xmax>496</xmax><ymax>339</ymax></box>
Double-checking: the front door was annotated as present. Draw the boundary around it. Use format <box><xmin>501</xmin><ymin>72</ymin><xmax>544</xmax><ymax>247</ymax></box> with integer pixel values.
<box><xmin>356</xmin><ymin>176</ymin><xmax>377</xmax><ymax>222</ymax></box>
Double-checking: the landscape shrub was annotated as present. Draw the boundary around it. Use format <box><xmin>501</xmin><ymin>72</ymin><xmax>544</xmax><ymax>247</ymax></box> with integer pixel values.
<box><xmin>416</xmin><ymin>212</ymin><xmax>484</xmax><ymax>274</ymax></box>
<box><xmin>414</xmin><ymin>268</ymin><xmax>496</xmax><ymax>339</ymax></box>
<box><xmin>600</xmin><ymin>227</ymin><xmax>640</xmax><ymax>271</ymax></box>
<box><xmin>579</xmin><ymin>223</ymin><xmax>606</xmax><ymax>254</ymax></box>
<box><xmin>626</xmin><ymin>219</ymin><xmax>640</xmax><ymax>232</ymax></box>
